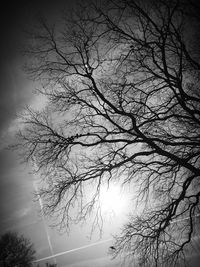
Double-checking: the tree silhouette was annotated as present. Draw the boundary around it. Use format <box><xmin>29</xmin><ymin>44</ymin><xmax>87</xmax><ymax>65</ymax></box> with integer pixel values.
<box><xmin>0</xmin><ymin>232</ymin><xmax>35</xmax><ymax>267</ymax></box>
<box><xmin>17</xmin><ymin>0</ymin><xmax>200</xmax><ymax>266</ymax></box>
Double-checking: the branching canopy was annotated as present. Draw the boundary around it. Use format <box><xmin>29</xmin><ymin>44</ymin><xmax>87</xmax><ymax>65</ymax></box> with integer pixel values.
<box><xmin>17</xmin><ymin>0</ymin><xmax>200</xmax><ymax>266</ymax></box>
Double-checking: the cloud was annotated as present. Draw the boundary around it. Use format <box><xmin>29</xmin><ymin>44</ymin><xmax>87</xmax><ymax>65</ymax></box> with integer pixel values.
<box><xmin>14</xmin><ymin>207</ymin><xmax>31</xmax><ymax>219</ymax></box>
<box><xmin>1</xmin><ymin>207</ymin><xmax>32</xmax><ymax>225</ymax></box>
<box><xmin>0</xmin><ymin>2</ymin><xmax>40</xmax><ymax>135</ymax></box>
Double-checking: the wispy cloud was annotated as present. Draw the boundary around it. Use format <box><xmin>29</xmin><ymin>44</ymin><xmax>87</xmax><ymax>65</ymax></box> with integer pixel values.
<box><xmin>14</xmin><ymin>207</ymin><xmax>31</xmax><ymax>218</ymax></box>
<box><xmin>1</xmin><ymin>207</ymin><xmax>32</xmax><ymax>224</ymax></box>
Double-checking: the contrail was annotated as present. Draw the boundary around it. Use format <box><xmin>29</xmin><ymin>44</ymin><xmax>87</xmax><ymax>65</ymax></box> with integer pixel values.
<box><xmin>171</xmin><ymin>213</ymin><xmax>200</xmax><ymax>224</ymax></box>
<box><xmin>33</xmin><ymin>180</ymin><xmax>57</xmax><ymax>265</ymax></box>
<box><xmin>33</xmin><ymin>238</ymin><xmax>112</xmax><ymax>263</ymax></box>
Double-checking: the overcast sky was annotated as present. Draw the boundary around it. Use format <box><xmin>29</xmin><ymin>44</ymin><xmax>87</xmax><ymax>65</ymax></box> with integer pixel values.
<box><xmin>0</xmin><ymin>1</ymin><xmax>133</xmax><ymax>266</ymax></box>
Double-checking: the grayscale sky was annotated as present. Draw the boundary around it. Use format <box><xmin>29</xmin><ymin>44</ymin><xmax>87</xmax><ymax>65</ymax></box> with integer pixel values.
<box><xmin>0</xmin><ymin>1</ymin><xmax>133</xmax><ymax>266</ymax></box>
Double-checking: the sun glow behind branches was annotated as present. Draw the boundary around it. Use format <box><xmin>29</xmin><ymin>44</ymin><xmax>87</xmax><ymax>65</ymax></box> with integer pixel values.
<box><xmin>99</xmin><ymin>184</ymin><xmax>128</xmax><ymax>217</ymax></box>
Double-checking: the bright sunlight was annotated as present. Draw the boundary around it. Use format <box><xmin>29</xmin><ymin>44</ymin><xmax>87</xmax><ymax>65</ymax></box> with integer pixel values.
<box><xmin>99</xmin><ymin>184</ymin><xmax>128</xmax><ymax>217</ymax></box>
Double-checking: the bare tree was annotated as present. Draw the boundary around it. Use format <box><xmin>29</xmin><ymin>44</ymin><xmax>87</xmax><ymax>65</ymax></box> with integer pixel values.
<box><xmin>16</xmin><ymin>0</ymin><xmax>200</xmax><ymax>266</ymax></box>
<box><xmin>0</xmin><ymin>232</ymin><xmax>35</xmax><ymax>267</ymax></box>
